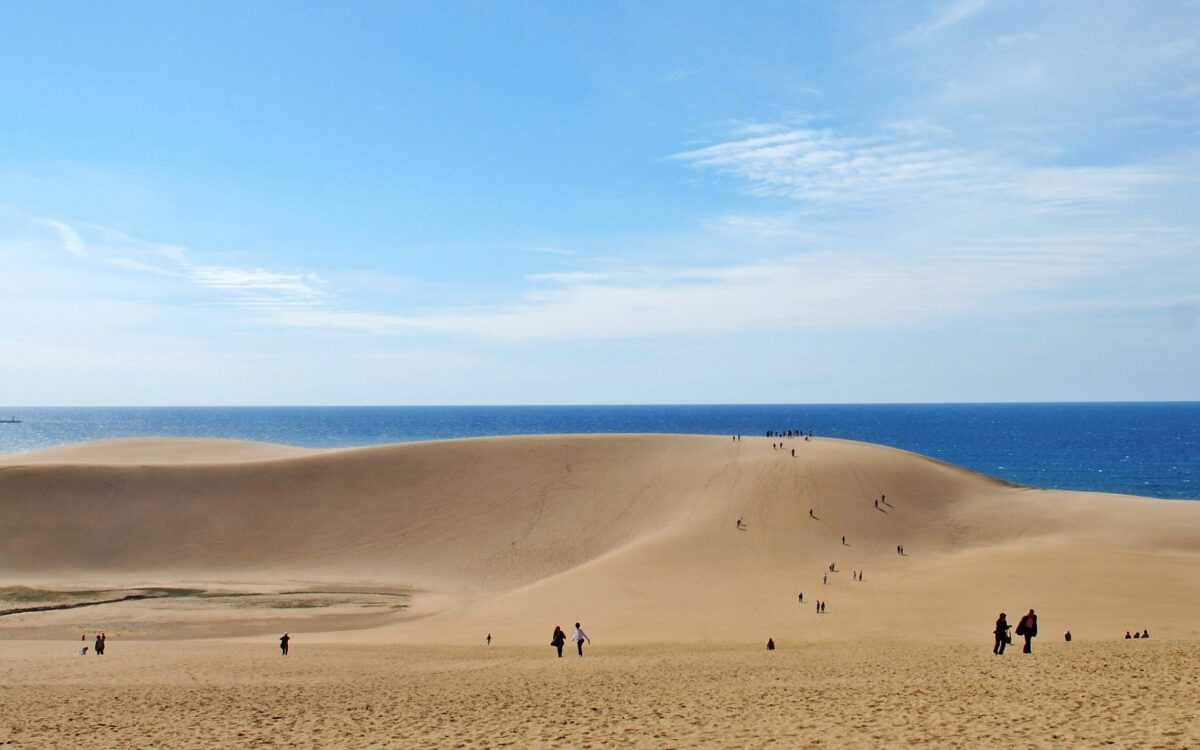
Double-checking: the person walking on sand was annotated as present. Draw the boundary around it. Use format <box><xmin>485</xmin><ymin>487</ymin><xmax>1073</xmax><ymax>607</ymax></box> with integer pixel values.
<box><xmin>993</xmin><ymin>613</ymin><xmax>1010</xmax><ymax>654</ymax></box>
<box><xmin>572</xmin><ymin>622</ymin><xmax>590</xmax><ymax>657</ymax></box>
<box><xmin>1016</xmin><ymin>609</ymin><xmax>1038</xmax><ymax>653</ymax></box>
<box><xmin>94</xmin><ymin>633</ymin><xmax>104</xmax><ymax>656</ymax></box>
<box><xmin>486</xmin><ymin>633</ymin><xmax>491</xmax><ymax>646</ymax></box>
<box><xmin>279</xmin><ymin>632</ymin><xmax>290</xmax><ymax>655</ymax></box>
<box><xmin>551</xmin><ymin>625</ymin><xmax>566</xmax><ymax>658</ymax></box>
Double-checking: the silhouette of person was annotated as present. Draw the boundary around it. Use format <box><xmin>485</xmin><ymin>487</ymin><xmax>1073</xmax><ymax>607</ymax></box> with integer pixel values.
<box><xmin>1016</xmin><ymin>609</ymin><xmax>1038</xmax><ymax>653</ymax></box>
<box><xmin>486</xmin><ymin>633</ymin><xmax>491</xmax><ymax>646</ymax></box>
<box><xmin>551</xmin><ymin>625</ymin><xmax>566</xmax><ymax>657</ymax></box>
<box><xmin>1125</xmin><ymin>631</ymin><xmax>1132</xmax><ymax>639</ymax></box>
<box><xmin>94</xmin><ymin>633</ymin><xmax>105</xmax><ymax>656</ymax></box>
<box><xmin>767</xmin><ymin>638</ymin><xmax>775</xmax><ymax>651</ymax></box>
<box><xmin>993</xmin><ymin>613</ymin><xmax>1010</xmax><ymax>654</ymax></box>
<box><xmin>798</xmin><ymin>592</ymin><xmax>803</xmax><ymax>603</ymax></box>
<box><xmin>279</xmin><ymin>632</ymin><xmax>290</xmax><ymax>655</ymax></box>
<box><xmin>572</xmin><ymin>622</ymin><xmax>590</xmax><ymax>657</ymax></box>
<box><xmin>1142</xmin><ymin>629</ymin><xmax>1149</xmax><ymax>638</ymax></box>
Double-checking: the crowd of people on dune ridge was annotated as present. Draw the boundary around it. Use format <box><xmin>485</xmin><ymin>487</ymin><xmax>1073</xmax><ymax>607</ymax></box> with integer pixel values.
<box><xmin>747</xmin><ymin>433</ymin><xmax>1108</xmax><ymax>657</ymax></box>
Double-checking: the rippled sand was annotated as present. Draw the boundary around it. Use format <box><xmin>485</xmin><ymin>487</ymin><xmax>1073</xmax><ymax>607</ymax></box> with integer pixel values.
<box><xmin>1</xmin><ymin>638</ymin><xmax>1195</xmax><ymax>748</ymax></box>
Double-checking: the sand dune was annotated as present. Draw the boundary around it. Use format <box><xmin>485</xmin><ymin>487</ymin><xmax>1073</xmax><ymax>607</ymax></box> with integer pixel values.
<box><xmin>1</xmin><ymin>434</ymin><xmax>1198</xmax><ymax>645</ymax></box>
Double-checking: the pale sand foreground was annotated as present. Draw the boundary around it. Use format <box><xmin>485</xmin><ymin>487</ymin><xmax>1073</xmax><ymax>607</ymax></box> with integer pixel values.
<box><xmin>1</xmin><ymin>639</ymin><xmax>1195</xmax><ymax>748</ymax></box>
<box><xmin>2</xmin><ymin>434</ymin><xmax>1199</xmax><ymax>746</ymax></box>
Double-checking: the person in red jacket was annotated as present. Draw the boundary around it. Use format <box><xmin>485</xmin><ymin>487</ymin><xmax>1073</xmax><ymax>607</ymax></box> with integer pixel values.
<box><xmin>1015</xmin><ymin>609</ymin><xmax>1038</xmax><ymax>653</ymax></box>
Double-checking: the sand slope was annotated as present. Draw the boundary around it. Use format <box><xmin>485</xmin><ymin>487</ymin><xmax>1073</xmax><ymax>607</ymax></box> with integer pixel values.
<box><xmin>1</xmin><ymin>434</ymin><xmax>1197</xmax><ymax>644</ymax></box>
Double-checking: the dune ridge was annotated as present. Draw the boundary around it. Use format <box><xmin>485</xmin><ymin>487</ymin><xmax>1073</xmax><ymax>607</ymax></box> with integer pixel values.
<box><xmin>1</xmin><ymin>434</ymin><xmax>1197</xmax><ymax>644</ymax></box>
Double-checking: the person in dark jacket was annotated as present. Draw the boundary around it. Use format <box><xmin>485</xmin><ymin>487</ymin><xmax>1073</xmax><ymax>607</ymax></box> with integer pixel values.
<box><xmin>993</xmin><ymin>613</ymin><xmax>1010</xmax><ymax>654</ymax></box>
<box><xmin>1015</xmin><ymin>609</ymin><xmax>1038</xmax><ymax>653</ymax></box>
<box><xmin>551</xmin><ymin>625</ymin><xmax>566</xmax><ymax>658</ymax></box>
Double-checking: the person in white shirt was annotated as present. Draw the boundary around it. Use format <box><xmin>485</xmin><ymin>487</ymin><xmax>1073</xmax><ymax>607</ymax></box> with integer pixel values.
<box><xmin>572</xmin><ymin>622</ymin><xmax>590</xmax><ymax>657</ymax></box>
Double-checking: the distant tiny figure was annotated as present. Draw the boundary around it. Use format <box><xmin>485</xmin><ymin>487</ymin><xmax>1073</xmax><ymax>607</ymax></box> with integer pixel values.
<box><xmin>816</xmin><ymin>600</ymin><xmax>820</xmax><ymax>613</ymax></box>
<box><xmin>279</xmin><ymin>632</ymin><xmax>290</xmax><ymax>655</ymax></box>
<box><xmin>994</xmin><ymin>613</ymin><xmax>1010</xmax><ymax>654</ymax></box>
<box><xmin>1142</xmin><ymin>629</ymin><xmax>1149</xmax><ymax>638</ymax></box>
<box><xmin>897</xmin><ymin>545</ymin><xmax>901</xmax><ymax>555</ymax></box>
<box><xmin>823</xmin><ymin>574</ymin><xmax>827</xmax><ymax>585</ymax></box>
<box><xmin>841</xmin><ymin>536</ymin><xmax>846</xmax><ymax>545</ymax></box>
<box><xmin>94</xmin><ymin>633</ymin><xmax>104</xmax><ymax>656</ymax></box>
<box><xmin>1064</xmin><ymin>630</ymin><xmax>1071</xmax><ymax>642</ymax></box>
<box><xmin>874</xmin><ymin>500</ymin><xmax>878</xmax><ymax>509</ymax></box>
<box><xmin>551</xmin><ymin>625</ymin><xmax>566</xmax><ymax>657</ymax></box>
<box><xmin>736</xmin><ymin>517</ymin><xmax>746</xmax><ymax>530</ymax></box>
<box><xmin>1015</xmin><ymin>609</ymin><xmax>1038</xmax><ymax>653</ymax></box>
<box><xmin>881</xmin><ymin>494</ymin><xmax>886</xmax><ymax>505</ymax></box>
<box><xmin>486</xmin><ymin>633</ymin><xmax>492</xmax><ymax>646</ymax></box>
<box><xmin>766</xmin><ymin>638</ymin><xmax>775</xmax><ymax>651</ymax></box>
<box><xmin>573</xmin><ymin>622</ymin><xmax>590</xmax><ymax>657</ymax></box>
<box><xmin>798</xmin><ymin>592</ymin><xmax>803</xmax><ymax>603</ymax></box>
<box><xmin>79</xmin><ymin>646</ymin><xmax>88</xmax><ymax>656</ymax></box>
<box><xmin>809</xmin><ymin>509</ymin><xmax>814</xmax><ymax>518</ymax></box>
<box><xmin>1125</xmin><ymin>631</ymin><xmax>1132</xmax><ymax>639</ymax></box>
<box><xmin>820</xmin><ymin>601</ymin><xmax>825</xmax><ymax>613</ymax></box>
<box><xmin>1133</xmin><ymin>631</ymin><xmax>1141</xmax><ymax>638</ymax></box>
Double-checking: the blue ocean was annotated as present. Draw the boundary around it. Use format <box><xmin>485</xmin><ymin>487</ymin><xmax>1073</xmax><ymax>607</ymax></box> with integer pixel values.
<box><xmin>0</xmin><ymin>403</ymin><xmax>1196</xmax><ymax>501</ymax></box>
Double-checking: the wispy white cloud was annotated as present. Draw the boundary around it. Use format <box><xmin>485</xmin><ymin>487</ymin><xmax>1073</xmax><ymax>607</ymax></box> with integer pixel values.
<box><xmin>901</xmin><ymin>0</ymin><xmax>991</xmax><ymax>43</ymax></box>
<box><xmin>658</xmin><ymin>66</ymin><xmax>707</xmax><ymax>85</ymax></box>
<box><xmin>672</xmin><ymin>125</ymin><xmax>1000</xmax><ymax>205</ymax></box>
<box><xmin>33</xmin><ymin>217</ymin><xmax>85</xmax><ymax>256</ymax></box>
<box><xmin>987</xmin><ymin>31</ymin><xmax>1039</xmax><ymax>49</ymax></box>
<box><xmin>1156</xmin><ymin>38</ymin><xmax>1197</xmax><ymax>61</ymax></box>
<box><xmin>673</xmin><ymin>121</ymin><xmax>1187</xmax><ymax>216</ymax></box>
<box><xmin>184</xmin><ymin>264</ymin><xmax>329</xmax><ymax>308</ymax></box>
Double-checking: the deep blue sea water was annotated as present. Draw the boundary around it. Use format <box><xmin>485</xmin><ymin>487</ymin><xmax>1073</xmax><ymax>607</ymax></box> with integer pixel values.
<box><xmin>0</xmin><ymin>404</ymin><xmax>1196</xmax><ymax>500</ymax></box>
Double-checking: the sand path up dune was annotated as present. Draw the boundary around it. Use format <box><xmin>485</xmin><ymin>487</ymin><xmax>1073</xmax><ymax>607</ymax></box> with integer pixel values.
<box><xmin>1</xmin><ymin>434</ymin><xmax>1197</xmax><ymax>644</ymax></box>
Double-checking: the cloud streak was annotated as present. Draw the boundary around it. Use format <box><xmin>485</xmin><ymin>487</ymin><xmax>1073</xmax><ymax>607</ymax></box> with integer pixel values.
<box><xmin>901</xmin><ymin>0</ymin><xmax>991</xmax><ymax>43</ymax></box>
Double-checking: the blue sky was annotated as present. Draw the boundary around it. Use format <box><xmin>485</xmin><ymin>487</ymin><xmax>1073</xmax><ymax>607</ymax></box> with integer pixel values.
<box><xmin>2</xmin><ymin>1</ymin><xmax>1198</xmax><ymax>405</ymax></box>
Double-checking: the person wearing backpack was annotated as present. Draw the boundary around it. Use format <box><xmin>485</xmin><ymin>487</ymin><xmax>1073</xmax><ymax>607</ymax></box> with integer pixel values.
<box><xmin>993</xmin><ymin>613</ymin><xmax>1011</xmax><ymax>654</ymax></box>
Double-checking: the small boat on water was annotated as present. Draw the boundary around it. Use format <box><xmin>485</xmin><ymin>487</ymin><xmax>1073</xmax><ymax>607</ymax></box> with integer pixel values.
<box><xmin>0</xmin><ymin>417</ymin><xmax>20</xmax><ymax>423</ymax></box>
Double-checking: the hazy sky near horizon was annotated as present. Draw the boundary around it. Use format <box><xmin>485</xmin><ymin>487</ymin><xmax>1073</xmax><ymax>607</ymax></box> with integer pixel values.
<box><xmin>2</xmin><ymin>1</ymin><xmax>1198</xmax><ymax>405</ymax></box>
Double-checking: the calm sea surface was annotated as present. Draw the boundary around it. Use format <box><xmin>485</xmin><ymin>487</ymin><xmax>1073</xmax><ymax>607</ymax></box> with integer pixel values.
<box><xmin>0</xmin><ymin>404</ymin><xmax>1195</xmax><ymax>501</ymax></box>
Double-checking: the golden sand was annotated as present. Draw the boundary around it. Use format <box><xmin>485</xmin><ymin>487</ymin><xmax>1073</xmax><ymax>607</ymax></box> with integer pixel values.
<box><xmin>0</xmin><ymin>640</ymin><xmax>1195</xmax><ymax>748</ymax></box>
<box><xmin>1</xmin><ymin>434</ymin><xmax>1198</xmax><ymax>746</ymax></box>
